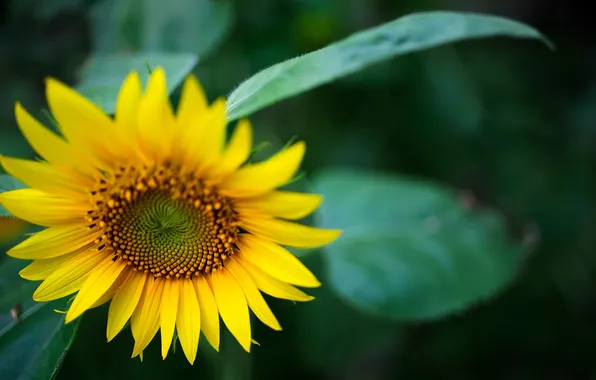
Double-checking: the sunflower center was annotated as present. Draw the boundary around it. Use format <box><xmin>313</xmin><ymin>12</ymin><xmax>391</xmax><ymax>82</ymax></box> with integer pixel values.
<box><xmin>88</xmin><ymin>164</ymin><xmax>239</xmax><ymax>278</ymax></box>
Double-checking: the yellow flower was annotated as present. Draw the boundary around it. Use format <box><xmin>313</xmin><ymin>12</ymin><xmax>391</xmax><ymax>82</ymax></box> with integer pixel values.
<box><xmin>0</xmin><ymin>68</ymin><xmax>340</xmax><ymax>364</ymax></box>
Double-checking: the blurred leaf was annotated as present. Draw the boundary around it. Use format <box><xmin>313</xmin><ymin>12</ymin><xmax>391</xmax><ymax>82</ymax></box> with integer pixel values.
<box><xmin>0</xmin><ymin>300</ymin><xmax>80</xmax><ymax>380</ymax></box>
<box><xmin>0</xmin><ymin>223</ymin><xmax>72</xmax><ymax>380</ymax></box>
<box><xmin>75</xmin><ymin>53</ymin><xmax>198</xmax><ymax>114</ymax></box>
<box><xmin>0</xmin><ymin>174</ymin><xmax>26</xmax><ymax>217</ymax></box>
<box><xmin>0</xmin><ymin>257</ymin><xmax>34</xmax><ymax>320</ymax></box>
<box><xmin>90</xmin><ymin>0</ymin><xmax>232</xmax><ymax>57</ymax></box>
<box><xmin>313</xmin><ymin>169</ymin><xmax>524</xmax><ymax>321</ymax></box>
<box><xmin>226</xmin><ymin>11</ymin><xmax>550</xmax><ymax>121</ymax></box>
<box><xmin>142</xmin><ymin>0</ymin><xmax>232</xmax><ymax>56</ymax></box>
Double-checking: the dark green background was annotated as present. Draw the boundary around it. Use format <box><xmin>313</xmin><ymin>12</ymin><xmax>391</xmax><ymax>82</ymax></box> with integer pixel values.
<box><xmin>0</xmin><ymin>0</ymin><xmax>594</xmax><ymax>379</ymax></box>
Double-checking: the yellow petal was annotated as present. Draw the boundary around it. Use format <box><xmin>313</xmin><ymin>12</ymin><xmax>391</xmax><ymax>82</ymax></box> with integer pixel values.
<box><xmin>240</xmin><ymin>260</ymin><xmax>314</xmax><ymax>302</ymax></box>
<box><xmin>65</xmin><ymin>256</ymin><xmax>126</xmax><ymax>323</ymax></box>
<box><xmin>19</xmin><ymin>252</ymin><xmax>79</xmax><ymax>280</ymax></box>
<box><xmin>179</xmin><ymin>99</ymin><xmax>227</xmax><ymax>170</ymax></box>
<box><xmin>160</xmin><ymin>279</ymin><xmax>180</xmax><ymax>359</ymax></box>
<box><xmin>176</xmin><ymin>278</ymin><xmax>201</xmax><ymax>364</ymax></box>
<box><xmin>14</xmin><ymin>103</ymin><xmax>93</xmax><ymax>178</ymax></box>
<box><xmin>238</xmin><ymin>234</ymin><xmax>320</xmax><ymax>287</ymax></box>
<box><xmin>45</xmin><ymin>78</ymin><xmax>118</xmax><ymax>170</ymax></box>
<box><xmin>239</xmin><ymin>216</ymin><xmax>341</xmax><ymax>249</ymax></box>
<box><xmin>0</xmin><ymin>156</ymin><xmax>88</xmax><ymax>199</ymax></box>
<box><xmin>210</xmin><ymin>268</ymin><xmax>251</xmax><ymax>352</ymax></box>
<box><xmin>115</xmin><ymin>71</ymin><xmax>142</xmax><ymax>131</ymax></box>
<box><xmin>220</xmin><ymin>142</ymin><xmax>305</xmax><ymax>198</ymax></box>
<box><xmin>193</xmin><ymin>275</ymin><xmax>220</xmax><ymax>351</ymax></box>
<box><xmin>113</xmin><ymin>71</ymin><xmax>145</xmax><ymax>162</ymax></box>
<box><xmin>131</xmin><ymin>277</ymin><xmax>165</xmax><ymax>358</ymax></box>
<box><xmin>33</xmin><ymin>249</ymin><xmax>108</xmax><ymax>302</ymax></box>
<box><xmin>107</xmin><ymin>271</ymin><xmax>146</xmax><ymax>342</ymax></box>
<box><xmin>0</xmin><ymin>189</ymin><xmax>88</xmax><ymax>227</ymax></box>
<box><xmin>176</xmin><ymin>75</ymin><xmax>207</xmax><ymax>128</ymax></box>
<box><xmin>206</xmin><ymin>119</ymin><xmax>253</xmax><ymax>181</ymax></box>
<box><xmin>90</xmin><ymin>269</ymin><xmax>131</xmax><ymax>309</ymax></box>
<box><xmin>196</xmin><ymin>99</ymin><xmax>227</xmax><ymax>170</ymax></box>
<box><xmin>235</xmin><ymin>191</ymin><xmax>322</xmax><ymax>220</ymax></box>
<box><xmin>226</xmin><ymin>258</ymin><xmax>281</xmax><ymax>331</ymax></box>
<box><xmin>176</xmin><ymin>76</ymin><xmax>208</xmax><ymax>166</ymax></box>
<box><xmin>9</xmin><ymin>226</ymin><xmax>102</xmax><ymax>260</ymax></box>
<box><xmin>136</xmin><ymin>67</ymin><xmax>175</xmax><ymax>161</ymax></box>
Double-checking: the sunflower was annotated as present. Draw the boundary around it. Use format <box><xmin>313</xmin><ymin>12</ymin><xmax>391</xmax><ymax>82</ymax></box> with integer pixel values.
<box><xmin>0</xmin><ymin>67</ymin><xmax>341</xmax><ymax>364</ymax></box>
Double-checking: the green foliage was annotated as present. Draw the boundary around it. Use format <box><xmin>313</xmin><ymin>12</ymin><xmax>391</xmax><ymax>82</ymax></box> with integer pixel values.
<box><xmin>0</xmin><ymin>254</ymin><xmax>35</xmax><ymax>316</ymax></box>
<box><xmin>226</xmin><ymin>11</ymin><xmax>550</xmax><ymax>121</ymax></box>
<box><xmin>90</xmin><ymin>0</ymin><xmax>233</xmax><ymax>57</ymax></box>
<box><xmin>314</xmin><ymin>169</ymin><xmax>524</xmax><ymax>320</ymax></box>
<box><xmin>0</xmin><ymin>222</ymin><xmax>70</xmax><ymax>380</ymax></box>
<box><xmin>0</xmin><ymin>301</ymin><xmax>80</xmax><ymax>380</ymax></box>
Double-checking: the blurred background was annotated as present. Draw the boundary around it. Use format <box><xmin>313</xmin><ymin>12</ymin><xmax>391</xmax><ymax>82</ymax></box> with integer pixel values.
<box><xmin>1</xmin><ymin>0</ymin><xmax>595</xmax><ymax>379</ymax></box>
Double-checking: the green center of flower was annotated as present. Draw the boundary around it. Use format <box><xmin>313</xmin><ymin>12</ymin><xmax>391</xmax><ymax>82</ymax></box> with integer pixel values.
<box><xmin>130</xmin><ymin>190</ymin><xmax>207</xmax><ymax>252</ymax></box>
<box><xmin>89</xmin><ymin>164</ymin><xmax>239</xmax><ymax>278</ymax></box>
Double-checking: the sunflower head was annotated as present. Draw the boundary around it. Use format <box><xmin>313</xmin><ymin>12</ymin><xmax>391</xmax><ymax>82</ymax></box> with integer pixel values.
<box><xmin>0</xmin><ymin>67</ymin><xmax>340</xmax><ymax>364</ymax></box>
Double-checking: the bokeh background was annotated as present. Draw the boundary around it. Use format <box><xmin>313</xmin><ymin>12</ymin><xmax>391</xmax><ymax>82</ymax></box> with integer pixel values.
<box><xmin>1</xmin><ymin>0</ymin><xmax>595</xmax><ymax>379</ymax></box>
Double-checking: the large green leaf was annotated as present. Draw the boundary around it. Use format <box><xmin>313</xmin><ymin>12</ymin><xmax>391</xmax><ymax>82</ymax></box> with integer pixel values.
<box><xmin>141</xmin><ymin>0</ymin><xmax>232</xmax><ymax>57</ymax></box>
<box><xmin>0</xmin><ymin>257</ymin><xmax>35</xmax><ymax>320</ymax></box>
<box><xmin>0</xmin><ymin>230</ymin><xmax>78</xmax><ymax>380</ymax></box>
<box><xmin>75</xmin><ymin>53</ymin><xmax>198</xmax><ymax>114</ymax></box>
<box><xmin>90</xmin><ymin>0</ymin><xmax>232</xmax><ymax>58</ymax></box>
<box><xmin>313</xmin><ymin>169</ymin><xmax>524</xmax><ymax>321</ymax></box>
<box><xmin>0</xmin><ymin>175</ymin><xmax>35</xmax><ymax>320</ymax></box>
<box><xmin>225</xmin><ymin>11</ymin><xmax>550</xmax><ymax>121</ymax></box>
<box><xmin>0</xmin><ymin>300</ymin><xmax>80</xmax><ymax>380</ymax></box>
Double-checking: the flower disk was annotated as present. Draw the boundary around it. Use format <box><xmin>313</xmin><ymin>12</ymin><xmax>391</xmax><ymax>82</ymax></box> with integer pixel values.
<box><xmin>92</xmin><ymin>164</ymin><xmax>239</xmax><ymax>277</ymax></box>
<box><xmin>0</xmin><ymin>68</ymin><xmax>341</xmax><ymax>365</ymax></box>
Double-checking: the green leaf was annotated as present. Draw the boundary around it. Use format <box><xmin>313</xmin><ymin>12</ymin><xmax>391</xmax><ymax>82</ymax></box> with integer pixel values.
<box><xmin>0</xmin><ymin>300</ymin><xmax>80</xmax><ymax>380</ymax></box>
<box><xmin>225</xmin><ymin>11</ymin><xmax>551</xmax><ymax>121</ymax></box>
<box><xmin>90</xmin><ymin>0</ymin><xmax>232</xmax><ymax>58</ymax></box>
<box><xmin>0</xmin><ymin>227</ymin><xmax>78</xmax><ymax>380</ymax></box>
<box><xmin>75</xmin><ymin>53</ymin><xmax>198</xmax><ymax>114</ymax></box>
<box><xmin>0</xmin><ymin>257</ymin><xmax>35</xmax><ymax>319</ymax></box>
<box><xmin>313</xmin><ymin>169</ymin><xmax>524</xmax><ymax>321</ymax></box>
<box><xmin>0</xmin><ymin>174</ymin><xmax>26</xmax><ymax>217</ymax></box>
<box><xmin>141</xmin><ymin>0</ymin><xmax>232</xmax><ymax>57</ymax></box>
